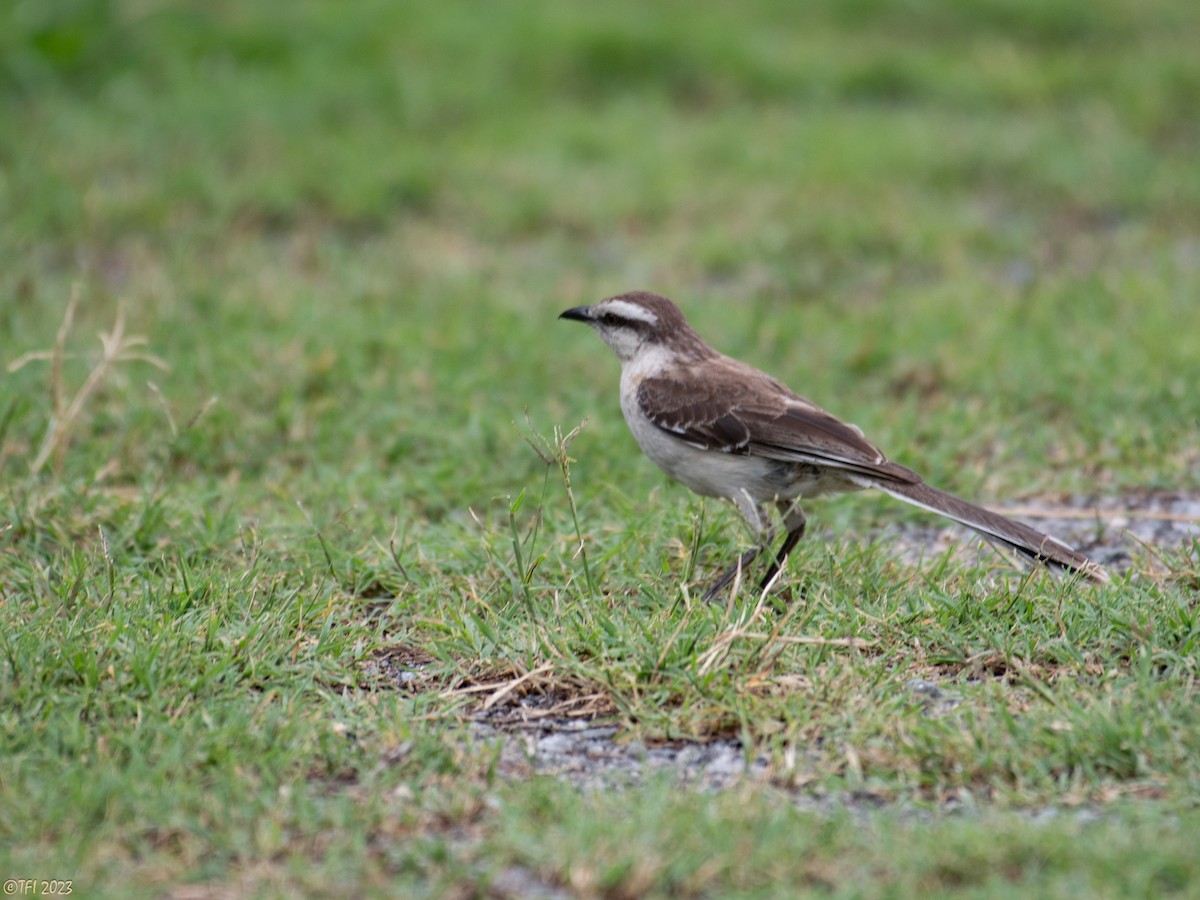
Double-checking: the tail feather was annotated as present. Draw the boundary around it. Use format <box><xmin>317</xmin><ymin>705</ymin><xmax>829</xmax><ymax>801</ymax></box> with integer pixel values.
<box><xmin>867</xmin><ymin>479</ymin><xmax>1109</xmax><ymax>584</ymax></box>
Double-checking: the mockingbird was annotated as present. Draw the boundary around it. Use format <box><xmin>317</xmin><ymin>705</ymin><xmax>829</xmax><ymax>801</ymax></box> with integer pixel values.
<box><xmin>560</xmin><ymin>290</ymin><xmax>1108</xmax><ymax>599</ymax></box>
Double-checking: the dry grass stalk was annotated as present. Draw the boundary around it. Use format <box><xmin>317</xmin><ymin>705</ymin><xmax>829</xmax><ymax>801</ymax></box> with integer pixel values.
<box><xmin>7</xmin><ymin>285</ymin><xmax>169</xmax><ymax>476</ymax></box>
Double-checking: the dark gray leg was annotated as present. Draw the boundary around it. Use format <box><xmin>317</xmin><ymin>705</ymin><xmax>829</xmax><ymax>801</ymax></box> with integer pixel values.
<box><xmin>700</xmin><ymin>499</ymin><xmax>808</xmax><ymax>603</ymax></box>
<box><xmin>702</xmin><ymin>497</ymin><xmax>771</xmax><ymax>603</ymax></box>
<box><xmin>701</xmin><ymin>535</ymin><xmax>772</xmax><ymax>603</ymax></box>
<box><xmin>758</xmin><ymin>503</ymin><xmax>807</xmax><ymax>591</ymax></box>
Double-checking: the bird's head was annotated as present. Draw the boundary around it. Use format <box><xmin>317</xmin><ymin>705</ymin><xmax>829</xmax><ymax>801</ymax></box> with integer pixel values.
<box><xmin>559</xmin><ymin>291</ymin><xmax>705</xmax><ymax>363</ymax></box>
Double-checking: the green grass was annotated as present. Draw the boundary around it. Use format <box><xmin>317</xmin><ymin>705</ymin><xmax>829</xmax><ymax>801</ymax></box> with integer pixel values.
<box><xmin>2</xmin><ymin>0</ymin><xmax>1200</xmax><ymax>896</ymax></box>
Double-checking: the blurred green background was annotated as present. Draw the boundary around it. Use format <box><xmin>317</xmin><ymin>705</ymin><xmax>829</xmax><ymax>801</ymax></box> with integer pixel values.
<box><xmin>3</xmin><ymin>0</ymin><xmax>1198</xmax><ymax>506</ymax></box>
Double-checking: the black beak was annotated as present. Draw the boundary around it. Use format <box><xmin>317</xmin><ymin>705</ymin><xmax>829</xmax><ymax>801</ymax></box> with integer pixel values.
<box><xmin>559</xmin><ymin>305</ymin><xmax>593</xmax><ymax>323</ymax></box>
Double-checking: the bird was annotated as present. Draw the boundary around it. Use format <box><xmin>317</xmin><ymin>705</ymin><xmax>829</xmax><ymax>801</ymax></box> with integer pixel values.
<box><xmin>559</xmin><ymin>290</ymin><xmax>1108</xmax><ymax>600</ymax></box>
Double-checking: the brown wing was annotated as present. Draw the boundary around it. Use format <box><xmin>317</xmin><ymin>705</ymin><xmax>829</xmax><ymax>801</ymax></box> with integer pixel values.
<box><xmin>636</xmin><ymin>360</ymin><xmax>920</xmax><ymax>484</ymax></box>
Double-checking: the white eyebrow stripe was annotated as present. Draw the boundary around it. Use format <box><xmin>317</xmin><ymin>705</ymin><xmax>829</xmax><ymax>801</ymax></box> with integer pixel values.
<box><xmin>601</xmin><ymin>299</ymin><xmax>659</xmax><ymax>325</ymax></box>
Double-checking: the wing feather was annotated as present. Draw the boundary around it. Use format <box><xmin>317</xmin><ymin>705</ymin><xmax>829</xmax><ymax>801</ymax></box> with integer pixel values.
<box><xmin>636</xmin><ymin>362</ymin><xmax>919</xmax><ymax>484</ymax></box>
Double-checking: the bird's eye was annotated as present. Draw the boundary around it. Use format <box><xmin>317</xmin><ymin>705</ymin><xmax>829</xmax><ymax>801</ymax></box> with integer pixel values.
<box><xmin>599</xmin><ymin>313</ymin><xmax>621</xmax><ymax>326</ymax></box>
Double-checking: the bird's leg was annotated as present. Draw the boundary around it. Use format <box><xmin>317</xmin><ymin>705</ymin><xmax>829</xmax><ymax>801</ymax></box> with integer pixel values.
<box><xmin>702</xmin><ymin>495</ymin><xmax>773</xmax><ymax>603</ymax></box>
<box><xmin>701</xmin><ymin>536</ymin><xmax>771</xmax><ymax>603</ymax></box>
<box><xmin>758</xmin><ymin>502</ymin><xmax>807</xmax><ymax>591</ymax></box>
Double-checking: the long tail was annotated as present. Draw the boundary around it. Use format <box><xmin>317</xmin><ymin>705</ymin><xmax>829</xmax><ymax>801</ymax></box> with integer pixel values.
<box><xmin>869</xmin><ymin>479</ymin><xmax>1109</xmax><ymax>584</ymax></box>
